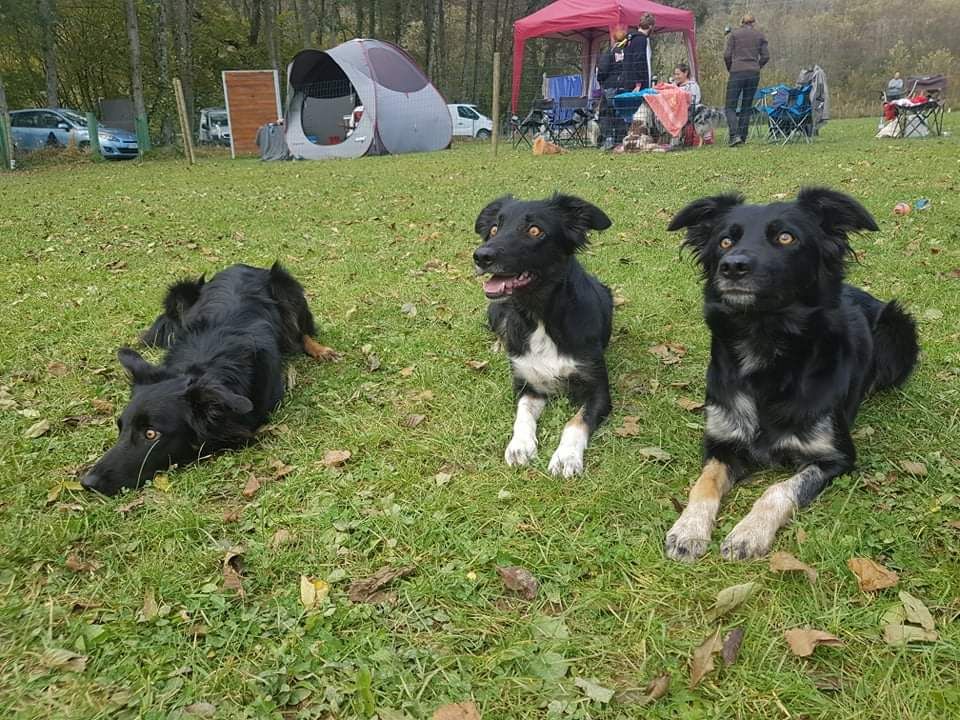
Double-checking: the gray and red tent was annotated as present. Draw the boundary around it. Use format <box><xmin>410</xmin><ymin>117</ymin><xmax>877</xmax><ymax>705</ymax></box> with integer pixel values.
<box><xmin>511</xmin><ymin>0</ymin><xmax>698</xmax><ymax>113</ymax></box>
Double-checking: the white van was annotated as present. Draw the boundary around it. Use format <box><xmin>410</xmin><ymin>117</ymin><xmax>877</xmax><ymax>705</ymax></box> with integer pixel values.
<box><xmin>448</xmin><ymin>104</ymin><xmax>493</xmax><ymax>139</ymax></box>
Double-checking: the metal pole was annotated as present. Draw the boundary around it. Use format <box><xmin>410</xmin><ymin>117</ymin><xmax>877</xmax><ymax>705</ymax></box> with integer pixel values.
<box><xmin>173</xmin><ymin>77</ymin><xmax>195</xmax><ymax>164</ymax></box>
<box><xmin>86</xmin><ymin>113</ymin><xmax>103</xmax><ymax>160</ymax></box>
<box><xmin>491</xmin><ymin>51</ymin><xmax>501</xmax><ymax>156</ymax></box>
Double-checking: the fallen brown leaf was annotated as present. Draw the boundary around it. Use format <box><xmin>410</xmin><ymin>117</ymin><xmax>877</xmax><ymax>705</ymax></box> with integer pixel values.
<box><xmin>613</xmin><ymin>293</ymin><xmax>628</xmax><ymax>307</ymax></box>
<box><xmin>241</xmin><ymin>474</ymin><xmax>261</xmax><ymax>498</ymax></box>
<box><xmin>269</xmin><ymin>459</ymin><xmax>294</xmax><ymax>479</ymax></box>
<box><xmin>635</xmin><ymin>673</ymin><xmax>670</xmax><ymax>706</ymax></box>
<box><xmin>139</xmin><ymin>589</ymin><xmax>159</xmax><ymax>622</ymax></box>
<box><xmin>91</xmin><ymin>398</ymin><xmax>114</xmax><ymax>414</ymax></box>
<box><xmin>222</xmin><ymin>547</ymin><xmax>245</xmax><ymax>598</ymax></box>
<box><xmin>65</xmin><ymin>553</ymin><xmax>99</xmax><ymax>574</ymax></box>
<box><xmin>404</xmin><ymin>413</ymin><xmax>427</xmax><ymax>428</ymax></box>
<box><xmin>648</xmin><ymin>342</ymin><xmax>687</xmax><ymax>365</ymax></box>
<box><xmin>847</xmin><ymin>557</ymin><xmax>899</xmax><ymax>592</ymax></box>
<box><xmin>322</xmin><ymin>449</ymin><xmax>351</xmax><ymax>467</ymax></box>
<box><xmin>614</xmin><ymin>416</ymin><xmax>640</xmax><ymax>437</ymax></box>
<box><xmin>399</xmin><ymin>366</ymin><xmax>415</xmax><ymax>377</ymax></box>
<box><xmin>222</xmin><ymin>507</ymin><xmax>242</xmax><ymax>523</ymax></box>
<box><xmin>433</xmin><ymin>701</ymin><xmax>481</xmax><ymax>720</ymax></box>
<box><xmin>722</xmin><ymin>627</ymin><xmax>745</xmax><ymax>666</ymax></box>
<box><xmin>465</xmin><ymin>360</ymin><xmax>489</xmax><ymax>371</ymax></box>
<box><xmin>496</xmin><ymin>565</ymin><xmax>538</xmax><ymax>600</ymax></box>
<box><xmin>706</xmin><ymin>582</ymin><xmax>757</xmax><ymax>622</ymax></box>
<box><xmin>638</xmin><ymin>446</ymin><xmax>672</xmax><ymax>461</ymax></box>
<box><xmin>24</xmin><ymin>419</ymin><xmax>51</xmax><ymax>438</ymax></box>
<box><xmin>183</xmin><ymin>702</ymin><xmax>217</xmax><ymax>717</ymax></box>
<box><xmin>299</xmin><ymin>575</ymin><xmax>330</xmax><ymax>609</ymax></box>
<box><xmin>116</xmin><ymin>496</ymin><xmax>145</xmax><ymax>514</ymax></box>
<box><xmin>270</xmin><ymin>528</ymin><xmax>297</xmax><ymax>548</ymax></box>
<box><xmin>899</xmin><ymin>460</ymin><xmax>928</xmax><ymax>477</ymax></box>
<box><xmin>47</xmin><ymin>361</ymin><xmax>69</xmax><ymax>377</ymax></box>
<box><xmin>882</xmin><ymin>623</ymin><xmax>938</xmax><ymax>646</ymax></box>
<box><xmin>898</xmin><ymin>591</ymin><xmax>935</xmax><ymax>631</ymax></box>
<box><xmin>689</xmin><ymin>627</ymin><xmax>723</xmax><ymax>688</ymax></box>
<box><xmin>796</xmin><ymin>526</ymin><xmax>809</xmax><ymax>543</ymax></box>
<box><xmin>770</xmin><ymin>551</ymin><xmax>818</xmax><ymax>584</ymax></box>
<box><xmin>784</xmin><ymin>628</ymin><xmax>842</xmax><ymax>657</ymax></box>
<box><xmin>348</xmin><ymin>566</ymin><xmax>414</xmax><ymax>604</ymax></box>
<box><xmin>676</xmin><ymin>397</ymin><xmax>705</xmax><ymax>412</ymax></box>
<box><xmin>41</xmin><ymin>648</ymin><xmax>87</xmax><ymax>673</ymax></box>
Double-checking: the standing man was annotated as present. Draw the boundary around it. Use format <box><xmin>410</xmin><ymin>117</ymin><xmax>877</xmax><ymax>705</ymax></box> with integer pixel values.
<box><xmin>596</xmin><ymin>24</ymin><xmax>630</xmax><ymax>149</ymax></box>
<box><xmin>723</xmin><ymin>14</ymin><xmax>769</xmax><ymax>146</ymax></box>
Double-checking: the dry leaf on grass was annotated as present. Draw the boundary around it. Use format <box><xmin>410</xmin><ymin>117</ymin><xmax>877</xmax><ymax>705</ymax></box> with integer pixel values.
<box><xmin>899</xmin><ymin>460</ymin><xmax>928</xmax><ymax>477</ymax></box>
<box><xmin>898</xmin><ymin>591</ymin><xmax>935</xmax><ymax>631</ymax></box>
<box><xmin>496</xmin><ymin>565</ymin><xmax>538</xmax><ymax>600</ymax></box>
<box><xmin>116</xmin><ymin>496</ymin><xmax>146</xmax><ymax>514</ymax></box>
<box><xmin>241</xmin><ymin>474</ymin><xmax>261</xmax><ymax>498</ymax></box>
<box><xmin>152</xmin><ymin>474</ymin><xmax>171</xmax><ymax>492</ymax></box>
<box><xmin>222</xmin><ymin>547</ymin><xmax>245</xmax><ymax>598</ymax></box>
<box><xmin>24</xmin><ymin>419</ymin><xmax>51</xmax><ymax>438</ymax></box>
<box><xmin>722</xmin><ymin>627</ymin><xmax>745</xmax><ymax>666</ymax></box>
<box><xmin>65</xmin><ymin>553</ymin><xmax>100</xmax><ymax>574</ymax></box>
<box><xmin>222</xmin><ymin>507</ymin><xmax>242</xmax><ymax>523</ymax></box>
<box><xmin>784</xmin><ymin>628</ymin><xmax>842</xmax><ymax>657</ymax></box>
<box><xmin>404</xmin><ymin>413</ymin><xmax>427</xmax><ymax>428</ymax></box>
<box><xmin>348</xmin><ymin>566</ymin><xmax>414</xmax><ymax>604</ymax></box>
<box><xmin>41</xmin><ymin>648</ymin><xmax>87</xmax><ymax>673</ymax></box>
<box><xmin>433</xmin><ymin>701</ymin><xmax>481</xmax><ymax>720</ymax></box>
<box><xmin>882</xmin><ymin>624</ymin><xmax>938</xmax><ymax>646</ymax></box>
<box><xmin>91</xmin><ymin>398</ymin><xmax>114</xmax><ymax>414</ymax></box>
<box><xmin>322</xmin><ymin>449</ymin><xmax>351</xmax><ymax>468</ymax></box>
<box><xmin>270</xmin><ymin>528</ymin><xmax>297</xmax><ymax>548</ymax></box>
<box><xmin>648</xmin><ymin>342</ymin><xmax>687</xmax><ymax>365</ymax></box>
<box><xmin>47</xmin><ymin>361</ymin><xmax>69</xmax><ymax>377</ymax></box>
<box><xmin>574</xmin><ymin>677</ymin><xmax>615</xmax><ymax>704</ymax></box>
<box><xmin>465</xmin><ymin>360</ymin><xmax>489</xmax><ymax>371</ymax></box>
<box><xmin>269</xmin><ymin>459</ymin><xmax>295</xmax><ymax>479</ymax></box>
<box><xmin>638</xmin><ymin>446</ymin><xmax>672</xmax><ymax>461</ymax></box>
<box><xmin>706</xmin><ymin>582</ymin><xmax>758</xmax><ymax>622</ymax></box>
<box><xmin>399</xmin><ymin>366</ymin><xmax>415</xmax><ymax>378</ymax></box>
<box><xmin>299</xmin><ymin>575</ymin><xmax>330</xmax><ymax>609</ymax></box>
<box><xmin>689</xmin><ymin>627</ymin><xmax>723</xmax><ymax>688</ymax></box>
<box><xmin>632</xmin><ymin>673</ymin><xmax>670</xmax><ymax>706</ymax></box>
<box><xmin>183</xmin><ymin>702</ymin><xmax>217</xmax><ymax>717</ymax></box>
<box><xmin>139</xmin><ymin>589</ymin><xmax>159</xmax><ymax>622</ymax></box>
<box><xmin>847</xmin><ymin>557</ymin><xmax>899</xmax><ymax>592</ymax></box>
<box><xmin>614</xmin><ymin>416</ymin><xmax>640</xmax><ymax>437</ymax></box>
<box><xmin>770</xmin><ymin>551</ymin><xmax>818</xmax><ymax>584</ymax></box>
<box><xmin>676</xmin><ymin>397</ymin><xmax>705</xmax><ymax>412</ymax></box>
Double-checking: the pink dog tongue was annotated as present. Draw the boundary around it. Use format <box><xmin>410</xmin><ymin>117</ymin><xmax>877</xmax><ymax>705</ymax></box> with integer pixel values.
<box><xmin>483</xmin><ymin>276</ymin><xmax>512</xmax><ymax>294</ymax></box>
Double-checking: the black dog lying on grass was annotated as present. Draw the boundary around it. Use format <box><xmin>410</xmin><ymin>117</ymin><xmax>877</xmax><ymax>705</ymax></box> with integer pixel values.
<box><xmin>473</xmin><ymin>193</ymin><xmax>613</xmax><ymax>477</ymax></box>
<box><xmin>81</xmin><ymin>263</ymin><xmax>339</xmax><ymax>495</ymax></box>
<box><xmin>665</xmin><ymin>188</ymin><xmax>918</xmax><ymax>561</ymax></box>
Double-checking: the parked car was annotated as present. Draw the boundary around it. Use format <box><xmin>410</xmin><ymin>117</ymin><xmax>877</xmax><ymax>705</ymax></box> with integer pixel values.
<box><xmin>198</xmin><ymin>107</ymin><xmax>231</xmax><ymax>146</ymax></box>
<box><xmin>9</xmin><ymin>108</ymin><xmax>138</xmax><ymax>158</ymax></box>
<box><xmin>447</xmin><ymin>103</ymin><xmax>493</xmax><ymax>139</ymax></box>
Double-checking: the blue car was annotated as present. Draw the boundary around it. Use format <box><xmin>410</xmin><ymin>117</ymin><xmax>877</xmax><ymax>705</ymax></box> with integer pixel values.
<box><xmin>10</xmin><ymin>108</ymin><xmax>139</xmax><ymax>159</ymax></box>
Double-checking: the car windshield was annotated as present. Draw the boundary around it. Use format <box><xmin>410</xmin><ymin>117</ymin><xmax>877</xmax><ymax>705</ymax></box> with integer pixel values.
<box><xmin>59</xmin><ymin>110</ymin><xmax>88</xmax><ymax>127</ymax></box>
<box><xmin>210</xmin><ymin>114</ymin><xmax>228</xmax><ymax>126</ymax></box>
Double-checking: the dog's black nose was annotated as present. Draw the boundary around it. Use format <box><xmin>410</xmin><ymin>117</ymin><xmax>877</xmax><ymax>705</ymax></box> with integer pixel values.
<box><xmin>473</xmin><ymin>245</ymin><xmax>497</xmax><ymax>268</ymax></box>
<box><xmin>719</xmin><ymin>254</ymin><xmax>753</xmax><ymax>279</ymax></box>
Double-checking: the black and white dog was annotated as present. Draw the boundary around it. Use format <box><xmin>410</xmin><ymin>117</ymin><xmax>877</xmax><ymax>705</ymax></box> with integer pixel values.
<box><xmin>473</xmin><ymin>194</ymin><xmax>613</xmax><ymax>477</ymax></box>
<box><xmin>665</xmin><ymin>188</ymin><xmax>918</xmax><ymax>561</ymax></box>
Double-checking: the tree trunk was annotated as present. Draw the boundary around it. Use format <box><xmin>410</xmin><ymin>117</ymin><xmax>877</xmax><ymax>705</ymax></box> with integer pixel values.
<box><xmin>423</xmin><ymin>0</ymin><xmax>434</xmax><ymax>79</ymax></box>
<box><xmin>391</xmin><ymin>0</ymin><xmax>403</xmax><ymax>44</ymax></box>
<box><xmin>125</xmin><ymin>0</ymin><xmax>146</xmax><ymax>120</ymax></box>
<box><xmin>154</xmin><ymin>0</ymin><xmax>174</xmax><ymax>143</ymax></box>
<box><xmin>264</xmin><ymin>0</ymin><xmax>279</xmax><ymax>73</ymax></box>
<box><xmin>173</xmin><ymin>0</ymin><xmax>195</xmax><ymax>123</ymax></box>
<box><xmin>298</xmin><ymin>0</ymin><xmax>318</xmax><ymax>47</ymax></box>
<box><xmin>355</xmin><ymin>0</ymin><xmax>365</xmax><ymax>37</ymax></box>
<box><xmin>459</xmin><ymin>0</ymin><xmax>473</xmax><ymax>100</ymax></box>
<box><xmin>40</xmin><ymin>0</ymin><xmax>59</xmax><ymax>107</ymax></box>
<box><xmin>248</xmin><ymin>0</ymin><xmax>262</xmax><ymax>45</ymax></box>
<box><xmin>470</xmin><ymin>0</ymin><xmax>483</xmax><ymax>98</ymax></box>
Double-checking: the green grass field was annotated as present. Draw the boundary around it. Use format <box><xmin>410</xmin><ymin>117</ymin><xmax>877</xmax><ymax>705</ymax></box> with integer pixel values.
<box><xmin>1</xmin><ymin>118</ymin><xmax>958</xmax><ymax>720</ymax></box>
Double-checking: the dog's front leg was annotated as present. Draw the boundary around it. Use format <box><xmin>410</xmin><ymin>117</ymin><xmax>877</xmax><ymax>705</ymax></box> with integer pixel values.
<box><xmin>505</xmin><ymin>393</ymin><xmax>546</xmax><ymax>466</ymax></box>
<box><xmin>665</xmin><ymin>458</ymin><xmax>739</xmax><ymax>562</ymax></box>
<box><xmin>302</xmin><ymin>335</ymin><xmax>342</xmax><ymax>362</ymax></box>
<box><xmin>548</xmin><ymin>381</ymin><xmax>611</xmax><ymax>478</ymax></box>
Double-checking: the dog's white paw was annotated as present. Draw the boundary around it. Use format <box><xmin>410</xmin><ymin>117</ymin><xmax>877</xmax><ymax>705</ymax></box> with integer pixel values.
<box><xmin>720</xmin><ymin>518</ymin><xmax>777</xmax><ymax>561</ymax></box>
<box><xmin>505</xmin><ymin>436</ymin><xmax>537</xmax><ymax>466</ymax></box>
<box><xmin>664</xmin><ymin>515</ymin><xmax>712</xmax><ymax>563</ymax></box>
<box><xmin>548</xmin><ymin>445</ymin><xmax>584</xmax><ymax>477</ymax></box>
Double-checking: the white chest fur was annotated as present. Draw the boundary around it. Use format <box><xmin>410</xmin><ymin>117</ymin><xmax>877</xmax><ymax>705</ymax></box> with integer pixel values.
<box><xmin>509</xmin><ymin>323</ymin><xmax>580</xmax><ymax>394</ymax></box>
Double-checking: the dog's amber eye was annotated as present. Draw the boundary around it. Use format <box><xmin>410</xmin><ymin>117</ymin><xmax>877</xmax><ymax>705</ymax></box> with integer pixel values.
<box><xmin>144</xmin><ymin>429</ymin><xmax>160</xmax><ymax>441</ymax></box>
<box><xmin>528</xmin><ymin>226</ymin><xmax>543</xmax><ymax>238</ymax></box>
<box><xmin>719</xmin><ymin>237</ymin><xmax>734</xmax><ymax>249</ymax></box>
<box><xmin>777</xmin><ymin>232</ymin><xmax>795</xmax><ymax>246</ymax></box>
<box><xmin>489</xmin><ymin>225</ymin><xmax>498</xmax><ymax>237</ymax></box>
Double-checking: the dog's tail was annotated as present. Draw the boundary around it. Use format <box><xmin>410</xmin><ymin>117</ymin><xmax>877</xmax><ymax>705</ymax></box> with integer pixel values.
<box><xmin>140</xmin><ymin>275</ymin><xmax>205</xmax><ymax>348</ymax></box>
<box><xmin>871</xmin><ymin>300</ymin><xmax>918</xmax><ymax>390</ymax></box>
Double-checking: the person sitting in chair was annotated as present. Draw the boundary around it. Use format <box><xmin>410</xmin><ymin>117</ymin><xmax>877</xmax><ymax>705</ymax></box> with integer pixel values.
<box><xmin>887</xmin><ymin>71</ymin><xmax>904</xmax><ymax>99</ymax></box>
<box><xmin>674</xmin><ymin>62</ymin><xmax>701</xmax><ymax>105</ymax></box>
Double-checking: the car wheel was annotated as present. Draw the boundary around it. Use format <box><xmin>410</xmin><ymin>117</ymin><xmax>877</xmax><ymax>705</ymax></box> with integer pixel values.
<box><xmin>476</xmin><ymin>129</ymin><xmax>491</xmax><ymax>140</ymax></box>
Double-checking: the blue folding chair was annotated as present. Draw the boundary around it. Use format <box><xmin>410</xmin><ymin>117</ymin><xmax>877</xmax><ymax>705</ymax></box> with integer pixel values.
<box><xmin>761</xmin><ymin>84</ymin><xmax>814</xmax><ymax>145</ymax></box>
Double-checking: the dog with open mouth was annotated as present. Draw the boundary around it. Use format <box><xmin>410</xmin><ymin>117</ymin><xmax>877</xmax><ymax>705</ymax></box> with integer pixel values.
<box><xmin>473</xmin><ymin>193</ymin><xmax>614</xmax><ymax>477</ymax></box>
<box><xmin>664</xmin><ymin>188</ymin><xmax>918</xmax><ymax>561</ymax></box>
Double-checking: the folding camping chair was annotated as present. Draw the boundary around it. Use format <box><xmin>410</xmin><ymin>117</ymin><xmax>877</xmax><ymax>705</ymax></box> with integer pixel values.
<box><xmin>895</xmin><ymin>75</ymin><xmax>947</xmax><ymax>137</ymax></box>
<box><xmin>762</xmin><ymin>84</ymin><xmax>814</xmax><ymax>145</ymax></box>
<box><xmin>550</xmin><ymin>96</ymin><xmax>590</xmax><ymax>146</ymax></box>
<box><xmin>511</xmin><ymin>99</ymin><xmax>554</xmax><ymax>148</ymax></box>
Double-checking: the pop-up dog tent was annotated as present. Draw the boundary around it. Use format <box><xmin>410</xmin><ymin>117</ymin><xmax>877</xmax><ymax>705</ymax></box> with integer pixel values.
<box><xmin>284</xmin><ymin>39</ymin><xmax>452</xmax><ymax>159</ymax></box>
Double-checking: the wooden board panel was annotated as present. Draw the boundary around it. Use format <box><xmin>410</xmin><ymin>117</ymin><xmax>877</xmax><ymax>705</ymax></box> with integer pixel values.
<box><xmin>222</xmin><ymin>70</ymin><xmax>282</xmax><ymax>158</ymax></box>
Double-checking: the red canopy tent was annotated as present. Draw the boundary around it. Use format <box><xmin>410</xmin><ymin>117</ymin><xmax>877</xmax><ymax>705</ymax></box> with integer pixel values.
<box><xmin>511</xmin><ymin>0</ymin><xmax>698</xmax><ymax>112</ymax></box>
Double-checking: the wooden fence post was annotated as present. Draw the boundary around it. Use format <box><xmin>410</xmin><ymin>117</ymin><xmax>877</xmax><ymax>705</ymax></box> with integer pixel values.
<box><xmin>173</xmin><ymin>77</ymin><xmax>196</xmax><ymax>165</ymax></box>
<box><xmin>491</xmin><ymin>52</ymin><xmax>501</xmax><ymax>156</ymax></box>
<box><xmin>0</xmin><ymin>80</ymin><xmax>14</xmax><ymax>170</ymax></box>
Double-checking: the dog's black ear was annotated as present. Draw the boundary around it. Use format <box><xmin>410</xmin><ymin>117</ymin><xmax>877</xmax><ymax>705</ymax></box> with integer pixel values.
<box><xmin>797</xmin><ymin>187</ymin><xmax>879</xmax><ymax>236</ymax></box>
<box><xmin>118</xmin><ymin>348</ymin><xmax>167</xmax><ymax>384</ymax></box>
<box><xmin>185</xmin><ymin>378</ymin><xmax>254</xmax><ymax>417</ymax></box>
<box><xmin>550</xmin><ymin>193</ymin><xmax>612</xmax><ymax>238</ymax></box>
<box><xmin>667</xmin><ymin>194</ymin><xmax>744</xmax><ymax>232</ymax></box>
<box><xmin>475</xmin><ymin>195</ymin><xmax>512</xmax><ymax>236</ymax></box>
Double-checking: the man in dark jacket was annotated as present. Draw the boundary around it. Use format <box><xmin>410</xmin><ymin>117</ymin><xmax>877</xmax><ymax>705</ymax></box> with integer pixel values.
<box><xmin>723</xmin><ymin>14</ymin><xmax>769</xmax><ymax>146</ymax></box>
<box><xmin>623</xmin><ymin>13</ymin><xmax>655</xmax><ymax>92</ymax></box>
<box><xmin>596</xmin><ymin>24</ymin><xmax>630</xmax><ymax>148</ymax></box>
